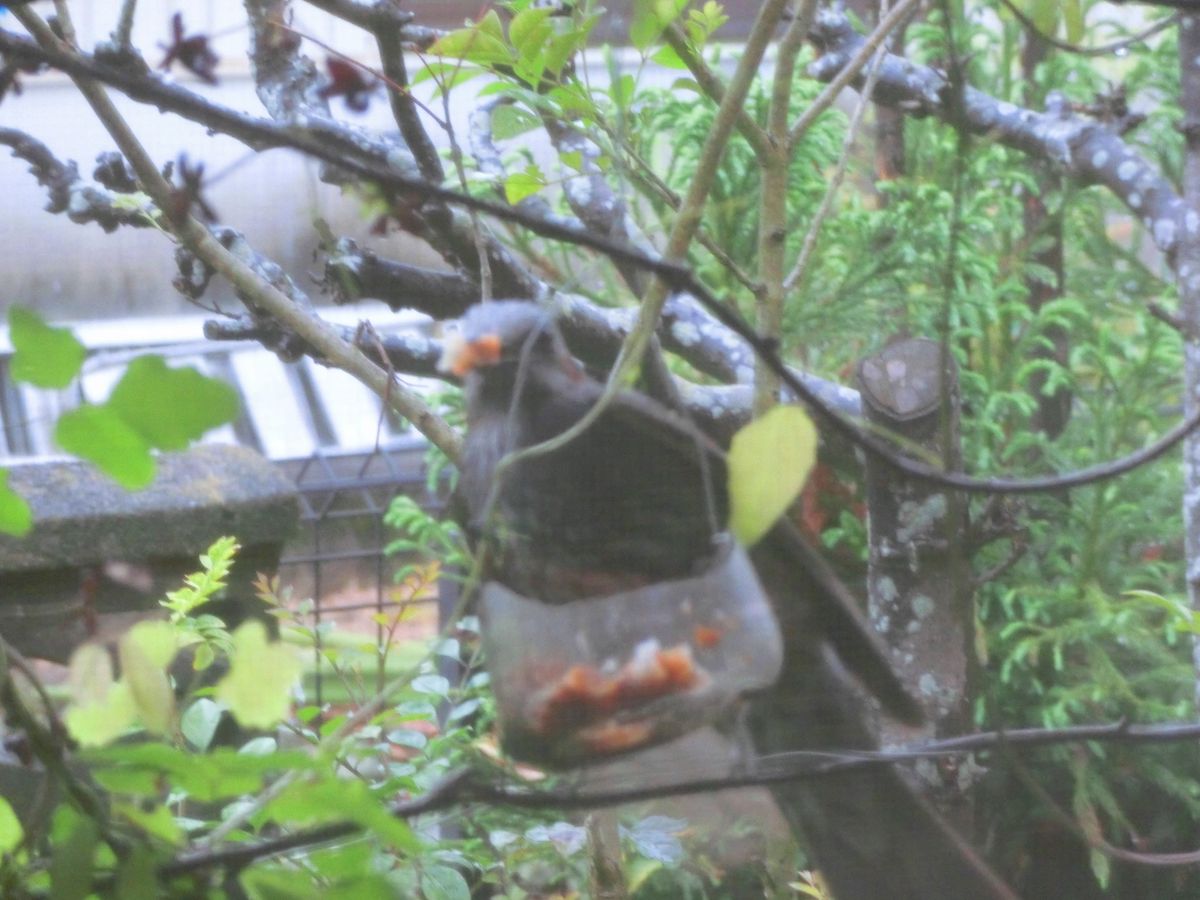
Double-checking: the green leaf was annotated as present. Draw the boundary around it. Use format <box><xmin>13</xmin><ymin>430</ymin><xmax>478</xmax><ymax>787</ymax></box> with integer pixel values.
<box><xmin>411</xmin><ymin>673</ymin><xmax>450</xmax><ymax>697</ymax></box>
<box><xmin>49</xmin><ymin>816</ymin><xmax>98</xmax><ymax>897</ymax></box>
<box><xmin>386</xmin><ymin>729</ymin><xmax>428</xmax><ymax>750</ymax></box>
<box><xmin>630</xmin><ymin>0</ymin><xmax>686</xmax><ymax>50</ymax></box>
<box><xmin>0</xmin><ymin>469</ymin><xmax>31</xmax><ymax>536</ymax></box>
<box><xmin>1063</xmin><ymin>0</ymin><xmax>1084</xmax><ymax>44</ymax></box>
<box><xmin>270</xmin><ymin>778</ymin><xmax>419</xmax><ymax>852</ymax></box>
<box><xmin>181</xmin><ymin>698</ymin><xmax>224</xmax><ymax>751</ymax></box>
<box><xmin>543</xmin><ymin>27</ymin><xmax>589</xmax><ymax>75</ymax></box>
<box><xmin>0</xmin><ymin>796</ymin><xmax>22</xmax><ymax>853</ymax></box>
<box><xmin>217</xmin><ymin>621</ymin><xmax>301</xmax><ymax>729</ymax></box>
<box><xmin>630</xmin><ymin>0</ymin><xmax>663</xmax><ymax>49</ymax></box>
<box><xmin>192</xmin><ymin>642</ymin><xmax>216</xmax><ymax>671</ymax></box>
<box><xmin>1018</xmin><ymin>0</ymin><xmax>1058</xmax><ymax>36</ymax></box>
<box><xmin>306</xmin><ymin>842</ymin><xmax>374</xmax><ymax>881</ymax></box>
<box><xmin>727</xmin><ymin>405</ymin><xmax>817</xmax><ymax>546</ymax></box>
<box><xmin>8</xmin><ymin>306</ymin><xmax>85</xmax><ymax>388</ymax></box>
<box><xmin>107</xmin><ymin>355</ymin><xmax>239</xmax><ymax>451</ymax></box>
<box><xmin>125</xmin><ymin>620</ymin><xmax>179</xmax><ymax>670</ymax></box>
<box><xmin>651</xmin><ymin>44</ymin><xmax>687</xmax><ymax>69</ymax></box>
<box><xmin>421</xmin><ymin>865</ymin><xmax>471</xmax><ymax>900</ymax></box>
<box><xmin>503</xmin><ymin>166</ymin><xmax>546</xmax><ymax>205</ymax></box>
<box><xmin>624</xmin><ymin>815</ymin><xmax>685</xmax><ymax>864</ymax></box>
<box><xmin>115</xmin><ymin>846</ymin><xmax>159</xmax><ymax>900</ymax></box>
<box><xmin>65</xmin><ymin>643</ymin><xmax>137</xmax><ymax>747</ymax></box>
<box><xmin>68</xmin><ymin>642</ymin><xmax>115</xmax><ymax>708</ymax></box>
<box><xmin>119</xmin><ymin>626</ymin><xmax>176</xmax><ymax>735</ymax></box>
<box><xmin>510</xmin><ymin>6</ymin><xmax>553</xmax><ymax>55</ymax></box>
<box><xmin>477</xmin><ymin>9</ymin><xmax>504</xmax><ymax>43</ymax></box>
<box><xmin>117</xmin><ymin>801</ymin><xmax>183</xmax><ymax>846</ymax></box>
<box><xmin>491</xmin><ymin>105</ymin><xmax>541</xmax><ymax>140</ymax></box>
<box><xmin>55</xmin><ymin>404</ymin><xmax>155</xmax><ymax>489</ymax></box>
<box><xmin>326</xmin><ymin>877</ymin><xmax>397</xmax><ymax>900</ymax></box>
<box><xmin>240</xmin><ymin>865</ymin><xmax>317</xmax><ymax>900</ymax></box>
<box><xmin>428</xmin><ymin>15</ymin><xmax>512</xmax><ymax>66</ymax></box>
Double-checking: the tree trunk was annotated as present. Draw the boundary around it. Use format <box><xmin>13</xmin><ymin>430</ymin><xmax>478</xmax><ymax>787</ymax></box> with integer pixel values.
<box><xmin>858</xmin><ymin>337</ymin><xmax>975</xmax><ymax>827</ymax></box>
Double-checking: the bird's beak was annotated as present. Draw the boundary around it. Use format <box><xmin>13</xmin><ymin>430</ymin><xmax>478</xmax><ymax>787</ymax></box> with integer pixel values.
<box><xmin>437</xmin><ymin>331</ymin><xmax>504</xmax><ymax>377</ymax></box>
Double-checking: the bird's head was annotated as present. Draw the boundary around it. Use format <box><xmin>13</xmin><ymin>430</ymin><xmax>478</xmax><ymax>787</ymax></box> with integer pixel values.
<box><xmin>438</xmin><ymin>301</ymin><xmax>560</xmax><ymax>379</ymax></box>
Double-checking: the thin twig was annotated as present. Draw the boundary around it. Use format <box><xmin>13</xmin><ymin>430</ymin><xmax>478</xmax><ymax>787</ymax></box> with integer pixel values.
<box><xmin>660</xmin><ymin>21</ymin><xmax>771</xmax><ymax>160</ymax></box>
<box><xmin>788</xmin><ymin>0</ymin><xmax>922</xmax><ymax>148</ymax></box>
<box><xmin>784</xmin><ymin>37</ymin><xmax>889</xmax><ymax>292</ymax></box>
<box><xmin>112</xmin><ymin>0</ymin><xmax>137</xmax><ymax>49</ymax></box>
<box><xmin>998</xmin><ymin>0</ymin><xmax>1178</xmax><ymax>58</ymax></box>
<box><xmin>161</xmin><ymin>718</ymin><xmax>1200</xmax><ymax>877</ymax></box>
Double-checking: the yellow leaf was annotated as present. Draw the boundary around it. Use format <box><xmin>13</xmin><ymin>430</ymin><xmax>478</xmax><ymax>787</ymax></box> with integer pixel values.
<box><xmin>727</xmin><ymin>405</ymin><xmax>817</xmax><ymax>546</ymax></box>
<box><xmin>217</xmin><ymin>621</ymin><xmax>301</xmax><ymax>729</ymax></box>
<box><xmin>124</xmin><ymin>620</ymin><xmax>179</xmax><ymax>670</ymax></box>
<box><xmin>65</xmin><ymin>681</ymin><xmax>137</xmax><ymax>747</ymax></box>
<box><xmin>68</xmin><ymin>643</ymin><xmax>114</xmax><ymax>707</ymax></box>
<box><xmin>119</xmin><ymin>630</ymin><xmax>176</xmax><ymax>735</ymax></box>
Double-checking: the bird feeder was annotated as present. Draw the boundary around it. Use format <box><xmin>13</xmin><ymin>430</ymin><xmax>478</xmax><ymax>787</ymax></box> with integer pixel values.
<box><xmin>480</xmin><ymin>535</ymin><xmax>783</xmax><ymax>769</ymax></box>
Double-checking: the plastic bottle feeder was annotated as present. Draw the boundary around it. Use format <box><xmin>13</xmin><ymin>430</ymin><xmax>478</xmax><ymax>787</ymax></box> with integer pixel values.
<box><xmin>480</xmin><ymin>535</ymin><xmax>783</xmax><ymax>769</ymax></box>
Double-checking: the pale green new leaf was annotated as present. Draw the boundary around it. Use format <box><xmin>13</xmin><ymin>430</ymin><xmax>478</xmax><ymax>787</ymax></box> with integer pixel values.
<box><xmin>8</xmin><ymin>305</ymin><xmax>85</xmax><ymax>389</ymax></box>
<box><xmin>65</xmin><ymin>680</ymin><xmax>137</xmax><ymax>747</ymax></box>
<box><xmin>217</xmin><ymin>621</ymin><xmax>301</xmax><ymax>728</ymax></box>
<box><xmin>107</xmin><ymin>355</ymin><xmax>240</xmax><ymax>451</ymax></box>
<box><xmin>727</xmin><ymin>405</ymin><xmax>817</xmax><ymax>546</ymax></box>
<box><xmin>119</xmin><ymin>625</ymin><xmax>177</xmax><ymax>735</ymax></box>
<box><xmin>504</xmin><ymin>165</ymin><xmax>546</xmax><ymax>204</ymax></box>
<box><xmin>55</xmin><ymin>405</ymin><xmax>155</xmax><ymax>489</ymax></box>
<box><xmin>0</xmin><ymin>797</ymin><xmax>22</xmax><ymax>853</ymax></box>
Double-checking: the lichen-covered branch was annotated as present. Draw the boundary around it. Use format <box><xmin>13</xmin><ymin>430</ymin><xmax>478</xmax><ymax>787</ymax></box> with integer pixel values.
<box><xmin>809</xmin><ymin>9</ymin><xmax>1190</xmax><ymax>269</ymax></box>
<box><xmin>0</xmin><ymin>127</ymin><xmax>153</xmax><ymax>232</ymax></box>
<box><xmin>324</xmin><ymin>237</ymin><xmax>480</xmax><ymax>316</ymax></box>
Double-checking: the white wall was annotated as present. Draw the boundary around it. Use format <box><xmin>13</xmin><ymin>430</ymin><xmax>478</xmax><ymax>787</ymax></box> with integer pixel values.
<box><xmin>0</xmin><ymin>1</ymin><xmax>452</xmax><ymax>318</ymax></box>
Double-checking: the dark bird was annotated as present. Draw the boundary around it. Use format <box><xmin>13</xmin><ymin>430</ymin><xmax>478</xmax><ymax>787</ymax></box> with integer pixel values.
<box><xmin>445</xmin><ymin>300</ymin><xmax>1018</xmax><ymax>899</ymax></box>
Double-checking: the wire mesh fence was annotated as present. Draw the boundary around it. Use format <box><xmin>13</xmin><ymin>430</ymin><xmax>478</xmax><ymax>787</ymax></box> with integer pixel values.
<box><xmin>275</xmin><ymin>438</ymin><xmax>448</xmax><ymax>707</ymax></box>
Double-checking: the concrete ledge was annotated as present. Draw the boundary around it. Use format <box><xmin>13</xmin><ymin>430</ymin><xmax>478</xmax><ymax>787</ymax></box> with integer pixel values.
<box><xmin>0</xmin><ymin>444</ymin><xmax>297</xmax><ymax>572</ymax></box>
<box><xmin>0</xmin><ymin>445</ymin><xmax>298</xmax><ymax>662</ymax></box>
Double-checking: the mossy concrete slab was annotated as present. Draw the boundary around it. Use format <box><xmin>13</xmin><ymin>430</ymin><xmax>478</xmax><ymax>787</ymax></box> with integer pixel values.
<box><xmin>0</xmin><ymin>444</ymin><xmax>297</xmax><ymax>572</ymax></box>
